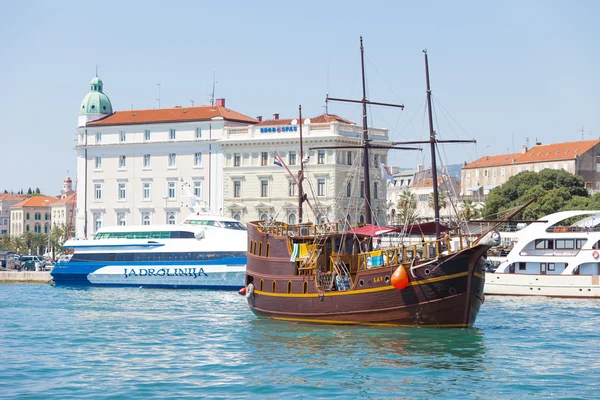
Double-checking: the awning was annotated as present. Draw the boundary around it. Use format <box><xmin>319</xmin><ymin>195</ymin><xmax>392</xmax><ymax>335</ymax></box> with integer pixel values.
<box><xmin>347</xmin><ymin>225</ymin><xmax>398</xmax><ymax>237</ymax></box>
<box><xmin>348</xmin><ymin>222</ymin><xmax>450</xmax><ymax>237</ymax></box>
<box><xmin>483</xmin><ymin>185</ymin><xmax>497</xmax><ymax>190</ymax></box>
<box><xmin>467</xmin><ymin>186</ymin><xmax>482</xmax><ymax>192</ymax></box>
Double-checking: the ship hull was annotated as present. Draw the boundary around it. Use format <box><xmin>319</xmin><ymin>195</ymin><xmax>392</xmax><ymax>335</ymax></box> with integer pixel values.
<box><xmin>244</xmin><ymin>224</ymin><xmax>488</xmax><ymax>327</ymax></box>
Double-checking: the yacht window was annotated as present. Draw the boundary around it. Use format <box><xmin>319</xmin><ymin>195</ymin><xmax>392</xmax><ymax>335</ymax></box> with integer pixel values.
<box><xmin>594</xmin><ymin>240</ymin><xmax>600</xmax><ymax>249</ymax></box>
<box><xmin>548</xmin><ymin>263</ymin><xmax>555</xmax><ymax>271</ymax></box>
<box><xmin>519</xmin><ymin>262</ymin><xmax>526</xmax><ymax>271</ymax></box>
<box><xmin>535</xmin><ymin>239</ymin><xmax>553</xmax><ymax>249</ymax></box>
<box><xmin>555</xmin><ymin>240</ymin><xmax>565</xmax><ymax>249</ymax></box>
<box><xmin>576</xmin><ymin>239</ymin><xmax>586</xmax><ymax>249</ymax></box>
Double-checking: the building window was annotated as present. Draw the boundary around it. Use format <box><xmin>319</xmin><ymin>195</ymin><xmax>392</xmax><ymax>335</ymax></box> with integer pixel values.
<box><xmin>120</xmin><ymin>131</ymin><xmax>126</xmax><ymax>142</ymax></box>
<box><xmin>143</xmin><ymin>154</ymin><xmax>151</xmax><ymax>168</ymax></box>
<box><xmin>233</xmin><ymin>213</ymin><xmax>241</xmax><ymax>221</ymax></box>
<box><xmin>347</xmin><ymin>182</ymin><xmax>352</xmax><ymax>197</ymax></box>
<box><xmin>144</xmin><ymin>130</ymin><xmax>151</xmax><ymax>141</ymax></box>
<box><xmin>466</xmin><ymin>171</ymin><xmax>471</xmax><ymax>179</ymax></box>
<box><xmin>119</xmin><ymin>155</ymin><xmax>126</xmax><ymax>168</ymax></box>
<box><xmin>26</xmin><ymin>212</ymin><xmax>30</xmax><ymax>220</ymax></box>
<box><xmin>94</xmin><ymin>156</ymin><xmax>102</xmax><ymax>169</ymax></box>
<box><xmin>374</xmin><ymin>154</ymin><xmax>379</xmax><ymax>167</ymax></box>
<box><xmin>347</xmin><ymin>152</ymin><xmax>353</xmax><ymax>165</ymax></box>
<box><xmin>142</xmin><ymin>183</ymin><xmax>151</xmax><ymax>199</ymax></box>
<box><xmin>95</xmin><ymin>132</ymin><xmax>101</xmax><ymax>143</ymax></box>
<box><xmin>118</xmin><ymin>183</ymin><xmax>126</xmax><ymax>200</ymax></box>
<box><xmin>475</xmin><ymin>170</ymin><xmax>480</xmax><ymax>178</ymax></box>
<box><xmin>141</xmin><ymin>212</ymin><xmax>151</xmax><ymax>226</ymax></box>
<box><xmin>117</xmin><ymin>212</ymin><xmax>127</xmax><ymax>226</ymax></box>
<box><xmin>234</xmin><ymin>153</ymin><xmax>241</xmax><ymax>167</ymax></box>
<box><xmin>167</xmin><ymin>212</ymin><xmax>176</xmax><ymax>225</ymax></box>
<box><xmin>234</xmin><ymin>181</ymin><xmax>241</xmax><ymax>198</ymax></box>
<box><xmin>492</xmin><ymin>169</ymin><xmax>497</xmax><ymax>177</ymax></box>
<box><xmin>501</xmin><ymin>168</ymin><xmax>505</xmax><ymax>177</ymax></box>
<box><xmin>194</xmin><ymin>182</ymin><xmax>202</xmax><ymax>197</ymax></box>
<box><xmin>261</xmin><ymin>152</ymin><xmax>268</xmax><ymax>166</ymax></box>
<box><xmin>169</xmin><ymin>129</ymin><xmax>176</xmax><ymax>140</ymax></box>
<box><xmin>260</xmin><ymin>180</ymin><xmax>269</xmax><ymax>197</ymax></box>
<box><xmin>194</xmin><ymin>152</ymin><xmax>202</xmax><ymax>166</ymax></box>
<box><xmin>93</xmin><ymin>213</ymin><xmax>102</xmax><ymax>233</ymax></box>
<box><xmin>44</xmin><ymin>223</ymin><xmax>49</xmax><ymax>234</ymax></box>
<box><xmin>288</xmin><ymin>213</ymin><xmax>297</xmax><ymax>224</ymax></box>
<box><xmin>168</xmin><ymin>182</ymin><xmax>176</xmax><ymax>199</ymax></box>
<box><xmin>35</xmin><ymin>212</ymin><xmax>41</xmax><ymax>220</ymax></box>
<box><xmin>260</xmin><ymin>213</ymin><xmax>268</xmax><ymax>221</ymax></box>
<box><xmin>318</xmin><ymin>150</ymin><xmax>325</xmax><ymax>164</ymax></box>
<box><xmin>289</xmin><ymin>181</ymin><xmax>297</xmax><ymax>197</ymax></box>
<box><xmin>289</xmin><ymin>151</ymin><xmax>297</xmax><ymax>165</ymax></box>
<box><xmin>196</xmin><ymin>128</ymin><xmax>202</xmax><ymax>138</ymax></box>
<box><xmin>484</xmin><ymin>169</ymin><xmax>488</xmax><ymax>177</ymax></box>
<box><xmin>317</xmin><ymin>179</ymin><xmax>325</xmax><ymax>196</ymax></box>
<box><xmin>374</xmin><ymin>182</ymin><xmax>379</xmax><ymax>199</ymax></box>
<box><xmin>94</xmin><ymin>184</ymin><xmax>102</xmax><ymax>200</ymax></box>
<box><xmin>168</xmin><ymin>153</ymin><xmax>176</xmax><ymax>167</ymax></box>
<box><xmin>360</xmin><ymin>181</ymin><xmax>364</xmax><ymax>198</ymax></box>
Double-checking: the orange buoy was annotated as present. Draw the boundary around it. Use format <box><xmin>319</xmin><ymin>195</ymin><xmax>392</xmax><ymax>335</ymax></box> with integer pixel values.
<box><xmin>238</xmin><ymin>287</ymin><xmax>247</xmax><ymax>296</ymax></box>
<box><xmin>482</xmin><ymin>294</ymin><xmax>486</xmax><ymax>304</ymax></box>
<box><xmin>391</xmin><ymin>265</ymin><xmax>409</xmax><ymax>290</ymax></box>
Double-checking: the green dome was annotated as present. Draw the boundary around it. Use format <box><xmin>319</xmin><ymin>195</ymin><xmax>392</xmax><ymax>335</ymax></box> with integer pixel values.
<box><xmin>79</xmin><ymin>76</ymin><xmax>113</xmax><ymax>115</ymax></box>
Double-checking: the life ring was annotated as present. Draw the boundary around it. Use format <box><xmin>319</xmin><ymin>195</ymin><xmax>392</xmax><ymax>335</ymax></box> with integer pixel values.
<box><xmin>593</xmin><ymin>251</ymin><xmax>599</xmax><ymax>259</ymax></box>
<box><xmin>245</xmin><ymin>282</ymin><xmax>255</xmax><ymax>299</ymax></box>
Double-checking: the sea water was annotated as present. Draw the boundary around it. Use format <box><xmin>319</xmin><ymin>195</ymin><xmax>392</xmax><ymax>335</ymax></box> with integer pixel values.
<box><xmin>0</xmin><ymin>284</ymin><xmax>598</xmax><ymax>399</ymax></box>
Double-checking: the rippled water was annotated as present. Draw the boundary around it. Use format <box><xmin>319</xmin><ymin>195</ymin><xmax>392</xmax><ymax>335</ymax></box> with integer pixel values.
<box><xmin>0</xmin><ymin>284</ymin><xmax>598</xmax><ymax>399</ymax></box>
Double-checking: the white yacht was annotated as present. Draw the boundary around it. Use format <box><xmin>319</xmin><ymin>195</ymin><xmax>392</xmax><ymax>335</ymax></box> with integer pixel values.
<box><xmin>51</xmin><ymin>212</ymin><xmax>247</xmax><ymax>289</ymax></box>
<box><xmin>485</xmin><ymin>211</ymin><xmax>600</xmax><ymax>298</ymax></box>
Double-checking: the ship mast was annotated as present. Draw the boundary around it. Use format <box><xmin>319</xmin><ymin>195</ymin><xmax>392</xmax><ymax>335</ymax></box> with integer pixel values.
<box><xmin>298</xmin><ymin>105</ymin><xmax>305</xmax><ymax>223</ymax></box>
<box><xmin>326</xmin><ymin>36</ymin><xmax>405</xmax><ymax>225</ymax></box>
<box><xmin>424</xmin><ymin>51</ymin><xmax>441</xmax><ymax>239</ymax></box>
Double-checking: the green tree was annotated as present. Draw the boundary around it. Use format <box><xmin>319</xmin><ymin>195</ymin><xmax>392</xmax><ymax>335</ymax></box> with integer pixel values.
<box><xmin>460</xmin><ymin>198</ymin><xmax>481</xmax><ymax>221</ymax></box>
<box><xmin>396</xmin><ymin>190</ymin><xmax>420</xmax><ymax>225</ymax></box>
<box><xmin>483</xmin><ymin>169</ymin><xmax>590</xmax><ymax>220</ymax></box>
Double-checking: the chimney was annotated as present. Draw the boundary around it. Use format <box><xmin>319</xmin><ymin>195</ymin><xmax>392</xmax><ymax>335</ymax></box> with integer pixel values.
<box><xmin>216</xmin><ymin>98</ymin><xmax>226</xmax><ymax>107</ymax></box>
<box><xmin>417</xmin><ymin>164</ymin><xmax>424</xmax><ymax>172</ymax></box>
<box><xmin>521</xmin><ymin>144</ymin><xmax>528</xmax><ymax>154</ymax></box>
<box><xmin>536</xmin><ymin>141</ymin><xmax>542</xmax><ymax>145</ymax></box>
<box><xmin>256</xmin><ymin>116</ymin><xmax>263</xmax><ymax>122</ymax></box>
<box><xmin>273</xmin><ymin>113</ymin><xmax>279</xmax><ymax>120</ymax></box>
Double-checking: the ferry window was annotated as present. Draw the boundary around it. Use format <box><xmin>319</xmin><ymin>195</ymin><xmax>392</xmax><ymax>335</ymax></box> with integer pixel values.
<box><xmin>535</xmin><ymin>240</ymin><xmax>549</xmax><ymax>249</ymax></box>
<box><xmin>272</xmin><ymin>281</ymin><xmax>276</xmax><ymax>293</ymax></box>
<box><xmin>556</xmin><ymin>240</ymin><xmax>567</xmax><ymax>249</ymax></box>
<box><xmin>303</xmin><ymin>281</ymin><xmax>308</xmax><ymax>294</ymax></box>
<box><xmin>258</xmin><ymin>242</ymin><xmax>262</xmax><ymax>256</ymax></box>
<box><xmin>260</xmin><ymin>279</ymin><xmax>264</xmax><ymax>291</ymax></box>
<box><xmin>548</xmin><ymin>263</ymin><xmax>555</xmax><ymax>271</ymax></box>
<box><xmin>519</xmin><ymin>262</ymin><xmax>526</xmax><ymax>271</ymax></box>
<box><xmin>266</xmin><ymin>243</ymin><xmax>270</xmax><ymax>257</ymax></box>
<box><xmin>576</xmin><ymin>239</ymin><xmax>586</xmax><ymax>249</ymax></box>
<box><xmin>287</xmin><ymin>281</ymin><xmax>292</xmax><ymax>294</ymax></box>
<box><xmin>564</xmin><ymin>240</ymin><xmax>574</xmax><ymax>249</ymax></box>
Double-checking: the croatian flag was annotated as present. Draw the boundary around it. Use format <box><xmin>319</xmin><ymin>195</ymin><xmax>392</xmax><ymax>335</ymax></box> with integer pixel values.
<box><xmin>274</xmin><ymin>154</ymin><xmax>283</xmax><ymax>167</ymax></box>
<box><xmin>380</xmin><ymin>163</ymin><xmax>395</xmax><ymax>182</ymax></box>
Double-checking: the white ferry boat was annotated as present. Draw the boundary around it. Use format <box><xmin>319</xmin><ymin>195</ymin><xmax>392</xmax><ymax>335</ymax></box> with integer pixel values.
<box><xmin>485</xmin><ymin>211</ymin><xmax>600</xmax><ymax>298</ymax></box>
<box><xmin>51</xmin><ymin>212</ymin><xmax>247</xmax><ymax>289</ymax></box>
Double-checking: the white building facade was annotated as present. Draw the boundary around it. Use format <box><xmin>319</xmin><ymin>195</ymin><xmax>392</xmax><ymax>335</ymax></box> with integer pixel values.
<box><xmin>220</xmin><ymin>114</ymin><xmax>391</xmax><ymax>224</ymax></box>
<box><xmin>75</xmin><ymin>76</ymin><xmax>257</xmax><ymax>238</ymax></box>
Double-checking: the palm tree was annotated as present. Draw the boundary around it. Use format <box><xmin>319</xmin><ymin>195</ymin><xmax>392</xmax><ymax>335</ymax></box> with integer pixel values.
<box><xmin>0</xmin><ymin>233</ymin><xmax>11</xmax><ymax>251</ymax></box>
<box><xmin>22</xmin><ymin>231</ymin><xmax>35</xmax><ymax>254</ymax></box>
<box><xmin>12</xmin><ymin>237</ymin><xmax>26</xmax><ymax>255</ymax></box>
<box><xmin>396</xmin><ymin>190</ymin><xmax>420</xmax><ymax>225</ymax></box>
<box><xmin>428</xmin><ymin>191</ymin><xmax>448</xmax><ymax>213</ymax></box>
<box><xmin>32</xmin><ymin>232</ymin><xmax>47</xmax><ymax>255</ymax></box>
<box><xmin>460</xmin><ymin>198</ymin><xmax>480</xmax><ymax>221</ymax></box>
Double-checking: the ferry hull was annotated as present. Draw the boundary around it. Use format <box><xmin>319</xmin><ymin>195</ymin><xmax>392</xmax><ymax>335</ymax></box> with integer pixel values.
<box><xmin>51</xmin><ymin>263</ymin><xmax>246</xmax><ymax>290</ymax></box>
<box><xmin>484</xmin><ymin>273</ymin><xmax>600</xmax><ymax>298</ymax></box>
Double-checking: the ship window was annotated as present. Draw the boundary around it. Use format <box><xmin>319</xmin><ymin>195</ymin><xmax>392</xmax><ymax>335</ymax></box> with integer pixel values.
<box><xmin>258</xmin><ymin>242</ymin><xmax>262</xmax><ymax>256</ymax></box>
<box><xmin>260</xmin><ymin>279</ymin><xmax>264</xmax><ymax>291</ymax></box>
<box><xmin>287</xmin><ymin>281</ymin><xmax>292</xmax><ymax>294</ymax></box>
<box><xmin>303</xmin><ymin>281</ymin><xmax>308</xmax><ymax>294</ymax></box>
<box><xmin>594</xmin><ymin>240</ymin><xmax>600</xmax><ymax>249</ymax></box>
<box><xmin>548</xmin><ymin>263</ymin><xmax>555</xmax><ymax>271</ymax></box>
<box><xmin>576</xmin><ymin>239</ymin><xmax>586</xmax><ymax>249</ymax></box>
<box><xmin>519</xmin><ymin>262</ymin><xmax>526</xmax><ymax>271</ymax></box>
<box><xmin>272</xmin><ymin>280</ymin><xmax>276</xmax><ymax>293</ymax></box>
<box><xmin>266</xmin><ymin>243</ymin><xmax>270</xmax><ymax>257</ymax></box>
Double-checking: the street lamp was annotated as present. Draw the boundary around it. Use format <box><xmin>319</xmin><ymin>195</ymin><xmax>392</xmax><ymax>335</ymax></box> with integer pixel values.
<box><xmin>44</xmin><ymin>199</ymin><xmax>51</xmax><ymax>263</ymax></box>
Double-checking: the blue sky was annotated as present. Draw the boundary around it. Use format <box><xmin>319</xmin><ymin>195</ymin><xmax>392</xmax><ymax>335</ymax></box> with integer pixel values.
<box><xmin>1</xmin><ymin>0</ymin><xmax>598</xmax><ymax>194</ymax></box>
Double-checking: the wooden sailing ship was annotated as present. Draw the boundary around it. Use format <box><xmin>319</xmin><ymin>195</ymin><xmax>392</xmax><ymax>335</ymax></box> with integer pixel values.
<box><xmin>242</xmin><ymin>38</ymin><xmax>498</xmax><ymax>327</ymax></box>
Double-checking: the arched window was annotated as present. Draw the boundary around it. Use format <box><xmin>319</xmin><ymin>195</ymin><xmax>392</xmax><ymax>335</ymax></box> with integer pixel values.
<box><xmin>44</xmin><ymin>223</ymin><xmax>49</xmax><ymax>233</ymax></box>
<box><xmin>142</xmin><ymin>213</ymin><xmax>150</xmax><ymax>226</ymax></box>
<box><xmin>167</xmin><ymin>213</ymin><xmax>176</xmax><ymax>225</ymax></box>
<box><xmin>266</xmin><ymin>243</ymin><xmax>271</xmax><ymax>257</ymax></box>
<box><xmin>346</xmin><ymin>214</ymin><xmax>352</xmax><ymax>223</ymax></box>
<box><xmin>359</xmin><ymin>215</ymin><xmax>365</xmax><ymax>223</ymax></box>
<box><xmin>233</xmin><ymin>213</ymin><xmax>241</xmax><ymax>221</ymax></box>
<box><xmin>287</xmin><ymin>281</ymin><xmax>292</xmax><ymax>294</ymax></box>
<box><xmin>272</xmin><ymin>280</ymin><xmax>277</xmax><ymax>293</ymax></box>
<box><xmin>26</xmin><ymin>225</ymin><xmax>30</xmax><ymax>231</ymax></box>
<box><xmin>347</xmin><ymin>182</ymin><xmax>352</xmax><ymax>197</ymax></box>
<box><xmin>35</xmin><ymin>212</ymin><xmax>41</xmax><ymax>220</ymax></box>
<box><xmin>288</xmin><ymin>213</ymin><xmax>297</xmax><ymax>224</ymax></box>
<box><xmin>34</xmin><ymin>223</ymin><xmax>41</xmax><ymax>233</ymax></box>
<box><xmin>260</xmin><ymin>213</ymin><xmax>268</xmax><ymax>220</ymax></box>
<box><xmin>45</xmin><ymin>213</ymin><xmax>50</xmax><ymax>220</ymax></box>
<box><xmin>26</xmin><ymin>213</ymin><xmax>30</xmax><ymax>220</ymax></box>
<box><xmin>258</xmin><ymin>242</ymin><xmax>262</xmax><ymax>256</ymax></box>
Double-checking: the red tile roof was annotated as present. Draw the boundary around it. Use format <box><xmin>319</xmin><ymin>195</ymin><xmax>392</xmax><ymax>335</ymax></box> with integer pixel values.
<box><xmin>0</xmin><ymin>193</ymin><xmax>19</xmax><ymax>201</ymax></box>
<box><xmin>463</xmin><ymin>140</ymin><xmax>600</xmax><ymax>169</ymax></box>
<box><xmin>55</xmin><ymin>193</ymin><xmax>77</xmax><ymax>204</ymax></box>
<box><xmin>257</xmin><ymin>114</ymin><xmax>355</xmax><ymax>126</ymax></box>
<box><xmin>12</xmin><ymin>195</ymin><xmax>59</xmax><ymax>208</ymax></box>
<box><xmin>88</xmin><ymin>105</ymin><xmax>258</xmax><ymax>126</ymax></box>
